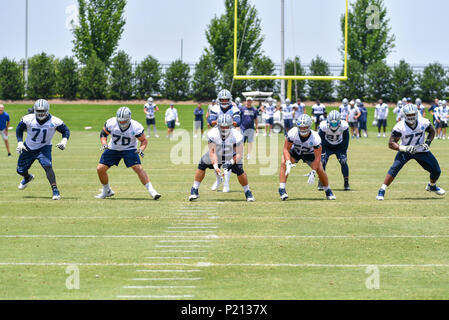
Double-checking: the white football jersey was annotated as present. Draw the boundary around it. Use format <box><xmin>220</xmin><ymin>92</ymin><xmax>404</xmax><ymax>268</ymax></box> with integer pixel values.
<box><xmin>339</xmin><ymin>104</ymin><xmax>349</xmax><ymax>120</ymax></box>
<box><xmin>287</xmin><ymin>127</ymin><xmax>322</xmax><ymax>155</ymax></box>
<box><xmin>282</xmin><ymin>104</ymin><xmax>294</xmax><ymax>120</ymax></box>
<box><xmin>312</xmin><ymin>104</ymin><xmax>326</xmax><ymax>115</ymax></box>
<box><xmin>293</xmin><ymin>103</ymin><xmax>306</xmax><ymax>119</ymax></box>
<box><xmin>105</xmin><ymin>118</ymin><xmax>144</xmax><ymax>151</ymax></box>
<box><xmin>392</xmin><ymin>117</ymin><xmax>431</xmax><ymax>151</ymax></box>
<box><xmin>207</xmin><ymin>127</ymin><xmax>243</xmax><ymax>160</ymax></box>
<box><xmin>375</xmin><ymin>104</ymin><xmax>389</xmax><ymax>120</ymax></box>
<box><xmin>319</xmin><ymin>120</ymin><xmax>349</xmax><ymax>146</ymax></box>
<box><xmin>21</xmin><ymin>114</ymin><xmax>65</xmax><ymax>150</ymax></box>
<box><xmin>394</xmin><ymin>106</ymin><xmax>403</xmax><ymax>121</ymax></box>
<box><xmin>144</xmin><ymin>103</ymin><xmax>157</xmax><ymax>119</ymax></box>
<box><xmin>348</xmin><ymin>106</ymin><xmax>360</xmax><ymax>122</ymax></box>
<box><xmin>265</xmin><ymin>104</ymin><xmax>276</xmax><ymax>118</ymax></box>
<box><xmin>209</xmin><ymin>104</ymin><xmax>241</xmax><ymax>122</ymax></box>
<box><xmin>437</xmin><ymin>106</ymin><xmax>449</xmax><ymax>121</ymax></box>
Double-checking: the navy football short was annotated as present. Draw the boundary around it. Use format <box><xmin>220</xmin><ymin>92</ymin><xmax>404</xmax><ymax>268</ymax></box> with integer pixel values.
<box><xmin>146</xmin><ymin>118</ymin><xmax>155</xmax><ymax>125</ymax></box>
<box><xmin>167</xmin><ymin>120</ymin><xmax>175</xmax><ymax>129</ymax></box>
<box><xmin>17</xmin><ymin>144</ymin><xmax>52</xmax><ymax>173</ymax></box>
<box><xmin>388</xmin><ymin>151</ymin><xmax>441</xmax><ymax>181</ymax></box>
<box><xmin>99</xmin><ymin>149</ymin><xmax>141</xmax><ymax>168</ymax></box>
<box><xmin>349</xmin><ymin>121</ymin><xmax>358</xmax><ymax>128</ymax></box>
<box><xmin>289</xmin><ymin>148</ymin><xmax>315</xmax><ymax>164</ymax></box>
<box><xmin>284</xmin><ymin>119</ymin><xmax>294</xmax><ymax>136</ymax></box>
<box><xmin>321</xmin><ymin>147</ymin><xmax>347</xmax><ymax>165</ymax></box>
<box><xmin>198</xmin><ymin>153</ymin><xmax>245</xmax><ymax>176</ymax></box>
<box><xmin>377</xmin><ymin>119</ymin><xmax>387</xmax><ymax>128</ymax></box>
<box><xmin>266</xmin><ymin>117</ymin><xmax>274</xmax><ymax>125</ymax></box>
<box><xmin>359</xmin><ymin>121</ymin><xmax>367</xmax><ymax>131</ymax></box>
<box><xmin>434</xmin><ymin>120</ymin><xmax>441</xmax><ymax>129</ymax></box>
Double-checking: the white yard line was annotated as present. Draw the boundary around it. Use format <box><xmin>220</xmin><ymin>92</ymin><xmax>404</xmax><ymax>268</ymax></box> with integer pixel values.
<box><xmin>123</xmin><ymin>285</ymin><xmax>196</xmax><ymax>289</ymax></box>
<box><xmin>154</xmin><ymin>245</ymin><xmax>211</xmax><ymax>248</ymax></box>
<box><xmin>154</xmin><ymin>250</ymin><xmax>207</xmax><ymax>253</ymax></box>
<box><xmin>135</xmin><ymin>270</ymin><xmax>202</xmax><ymax>273</ymax></box>
<box><xmin>167</xmin><ymin>227</ymin><xmax>218</xmax><ymax>229</ymax></box>
<box><xmin>130</xmin><ymin>278</ymin><xmax>202</xmax><ymax>281</ymax></box>
<box><xmin>145</xmin><ymin>257</ymin><xmax>206</xmax><ymax>260</ymax></box>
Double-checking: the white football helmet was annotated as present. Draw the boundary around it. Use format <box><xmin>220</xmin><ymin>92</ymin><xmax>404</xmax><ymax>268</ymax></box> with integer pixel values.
<box><xmin>415</xmin><ymin>98</ymin><xmax>422</xmax><ymax>106</ymax></box>
<box><xmin>342</xmin><ymin>98</ymin><xmax>349</xmax><ymax>105</ymax></box>
<box><xmin>285</xmin><ymin>98</ymin><xmax>291</xmax><ymax>105</ymax></box>
<box><xmin>217</xmin><ymin>89</ymin><xmax>233</xmax><ymax>109</ymax></box>
<box><xmin>217</xmin><ymin>114</ymin><xmax>233</xmax><ymax>139</ymax></box>
<box><xmin>296</xmin><ymin>114</ymin><xmax>313</xmax><ymax>137</ymax></box>
<box><xmin>116</xmin><ymin>107</ymin><xmax>132</xmax><ymax>130</ymax></box>
<box><xmin>327</xmin><ymin>110</ymin><xmax>341</xmax><ymax>131</ymax></box>
<box><xmin>147</xmin><ymin>97</ymin><xmax>153</xmax><ymax>104</ymax></box>
<box><xmin>34</xmin><ymin>99</ymin><xmax>50</xmax><ymax>121</ymax></box>
<box><xmin>235</xmin><ymin>97</ymin><xmax>241</xmax><ymax>104</ymax></box>
<box><xmin>403</xmin><ymin>104</ymin><xmax>418</xmax><ymax>126</ymax></box>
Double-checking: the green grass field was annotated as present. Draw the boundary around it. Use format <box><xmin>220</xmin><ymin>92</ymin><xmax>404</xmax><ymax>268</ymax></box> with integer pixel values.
<box><xmin>0</xmin><ymin>103</ymin><xmax>448</xmax><ymax>299</ymax></box>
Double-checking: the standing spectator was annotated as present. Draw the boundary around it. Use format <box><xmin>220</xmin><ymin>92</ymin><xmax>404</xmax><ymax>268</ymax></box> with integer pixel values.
<box><xmin>239</xmin><ymin>97</ymin><xmax>259</xmax><ymax>160</ymax></box>
<box><xmin>144</xmin><ymin>97</ymin><xmax>159</xmax><ymax>138</ymax></box>
<box><xmin>165</xmin><ymin>103</ymin><xmax>179</xmax><ymax>139</ymax></box>
<box><xmin>374</xmin><ymin>99</ymin><xmax>389</xmax><ymax>138</ymax></box>
<box><xmin>311</xmin><ymin>99</ymin><xmax>326</xmax><ymax>130</ymax></box>
<box><xmin>193</xmin><ymin>103</ymin><xmax>204</xmax><ymax>138</ymax></box>
<box><xmin>339</xmin><ymin>98</ymin><xmax>349</xmax><ymax>121</ymax></box>
<box><xmin>357</xmin><ymin>100</ymin><xmax>368</xmax><ymax>138</ymax></box>
<box><xmin>0</xmin><ymin>105</ymin><xmax>11</xmax><ymax>156</ymax></box>
<box><xmin>415</xmin><ymin>98</ymin><xmax>426</xmax><ymax>118</ymax></box>
<box><xmin>348</xmin><ymin>100</ymin><xmax>361</xmax><ymax>138</ymax></box>
<box><xmin>281</xmin><ymin>98</ymin><xmax>294</xmax><ymax>136</ymax></box>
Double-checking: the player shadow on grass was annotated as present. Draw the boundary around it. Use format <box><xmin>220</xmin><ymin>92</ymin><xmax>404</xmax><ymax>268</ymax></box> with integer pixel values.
<box><xmin>397</xmin><ymin>197</ymin><xmax>445</xmax><ymax>201</ymax></box>
<box><xmin>23</xmin><ymin>196</ymin><xmax>78</xmax><ymax>200</ymax></box>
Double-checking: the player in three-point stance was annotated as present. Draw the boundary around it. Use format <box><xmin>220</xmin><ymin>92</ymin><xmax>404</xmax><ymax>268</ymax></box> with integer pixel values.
<box><xmin>15</xmin><ymin>99</ymin><xmax>70</xmax><ymax>200</ymax></box>
<box><xmin>189</xmin><ymin>114</ymin><xmax>255</xmax><ymax>202</ymax></box>
<box><xmin>318</xmin><ymin>110</ymin><xmax>351</xmax><ymax>191</ymax></box>
<box><xmin>376</xmin><ymin>104</ymin><xmax>445</xmax><ymax>200</ymax></box>
<box><xmin>96</xmin><ymin>107</ymin><xmax>161</xmax><ymax>200</ymax></box>
<box><xmin>278</xmin><ymin>114</ymin><xmax>336</xmax><ymax>201</ymax></box>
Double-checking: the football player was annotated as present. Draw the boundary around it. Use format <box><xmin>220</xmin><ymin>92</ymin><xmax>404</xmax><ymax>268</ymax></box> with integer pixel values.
<box><xmin>374</xmin><ymin>99</ymin><xmax>389</xmax><ymax>138</ymax></box>
<box><xmin>318</xmin><ymin>111</ymin><xmax>351</xmax><ymax>191</ymax></box>
<box><xmin>279</xmin><ymin>114</ymin><xmax>336</xmax><ymax>201</ymax></box>
<box><xmin>209</xmin><ymin>89</ymin><xmax>241</xmax><ymax>193</ymax></box>
<box><xmin>282</xmin><ymin>98</ymin><xmax>295</xmax><ymax>136</ymax></box>
<box><xmin>393</xmin><ymin>100</ymin><xmax>404</xmax><ymax>122</ymax></box>
<box><xmin>189</xmin><ymin>114</ymin><xmax>255</xmax><ymax>202</ymax></box>
<box><xmin>260</xmin><ymin>97</ymin><xmax>276</xmax><ymax>136</ymax></box>
<box><xmin>311</xmin><ymin>100</ymin><xmax>326</xmax><ymax>130</ymax></box>
<box><xmin>96</xmin><ymin>107</ymin><xmax>161</xmax><ymax>200</ymax></box>
<box><xmin>339</xmin><ymin>99</ymin><xmax>349</xmax><ymax>122</ymax></box>
<box><xmin>15</xmin><ymin>99</ymin><xmax>70</xmax><ymax>200</ymax></box>
<box><xmin>376</xmin><ymin>104</ymin><xmax>445</xmax><ymax>200</ymax></box>
<box><xmin>293</xmin><ymin>98</ymin><xmax>306</xmax><ymax>123</ymax></box>
<box><xmin>144</xmin><ymin>97</ymin><xmax>159</xmax><ymax>138</ymax></box>
<box><xmin>436</xmin><ymin>100</ymin><xmax>448</xmax><ymax>139</ymax></box>
<box><xmin>348</xmin><ymin>100</ymin><xmax>361</xmax><ymax>138</ymax></box>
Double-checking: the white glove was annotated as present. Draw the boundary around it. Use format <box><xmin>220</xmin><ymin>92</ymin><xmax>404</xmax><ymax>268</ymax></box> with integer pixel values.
<box><xmin>399</xmin><ymin>145</ymin><xmax>416</xmax><ymax>154</ymax></box>
<box><xmin>285</xmin><ymin>160</ymin><xmax>293</xmax><ymax>176</ymax></box>
<box><xmin>175</xmin><ymin>121</ymin><xmax>181</xmax><ymax>127</ymax></box>
<box><xmin>136</xmin><ymin>149</ymin><xmax>144</xmax><ymax>158</ymax></box>
<box><xmin>100</xmin><ymin>144</ymin><xmax>109</xmax><ymax>151</ymax></box>
<box><xmin>56</xmin><ymin>138</ymin><xmax>68</xmax><ymax>150</ymax></box>
<box><xmin>420</xmin><ymin>143</ymin><xmax>430</xmax><ymax>152</ymax></box>
<box><xmin>16</xmin><ymin>141</ymin><xmax>27</xmax><ymax>154</ymax></box>
<box><xmin>307</xmin><ymin>170</ymin><xmax>317</xmax><ymax>185</ymax></box>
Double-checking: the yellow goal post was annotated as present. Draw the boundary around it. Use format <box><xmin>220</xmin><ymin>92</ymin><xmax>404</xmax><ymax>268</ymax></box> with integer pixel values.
<box><xmin>233</xmin><ymin>0</ymin><xmax>349</xmax><ymax>98</ymax></box>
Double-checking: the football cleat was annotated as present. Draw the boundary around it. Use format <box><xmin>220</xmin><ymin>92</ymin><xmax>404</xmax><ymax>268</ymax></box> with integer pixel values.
<box><xmin>18</xmin><ymin>174</ymin><xmax>34</xmax><ymax>190</ymax></box>
<box><xmin>245</xmin><ymin>190</ymin><xmax>255</xmax><ymax>202</ymax></box>
<box><xmin>376</xmin><ymin>189</ymin><xmax>385</xmax><ymax>201</ymax></box>
<box><xmin>344</xmin><ymin>182</ymin><xmax>351</xmax><ymax>191</ymax></box>
<box><xmin>52</xmin><ymin>189</ymin><xmax>61</xmax><ymax>200</ymax></box>
<box><xmin>317</xmin><ymin>182</ymin><xmax>324</xmax><ymax>191</ymax></box>
<box><xmin>189</xmin><ymin>187</ymin><xmax>199</xmax><ymax>201</ymax></box>
<box><xmin>325</xmin><ymin>189</ymin><xmax>336</xmax><ymax>200</ymax></box>
<box><xmin>151</xmin><ymin>192</ymin><xmax>161</xmax><ymax>200</ymax></box>
<box><xmin>95</xmin><ymin>188</ymin><xmax>115</xmax><ymax>199</ymax></box>
<box><xmin>279</xmin><ymin>188</ymin><xmax>289</xmax><ymax>201</ymax></box>
<box><xmin>211</xmin><ymin>176</ymin><xmax>223</xmax><ymax>191</ymax></box>
<box><xmin>426</xmin><ymin>184</ymin><xmax>446</xmax><ymax>196</ymax></box>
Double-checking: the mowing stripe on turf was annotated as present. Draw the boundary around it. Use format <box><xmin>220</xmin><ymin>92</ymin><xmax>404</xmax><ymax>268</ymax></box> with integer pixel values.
<box><xmin>117</xmin><ymin>295</ymin><xmax>195</xmax><ymax>299</ymax></box>
<box><xmin>130</xmin><ymin>278</ymin><xmax>202</xmax><ymax>281</ymax></box>
<box><xmin>123</xmin><ymin>285</ymin><xmax>196</xmax><ymax>289</ymax></box>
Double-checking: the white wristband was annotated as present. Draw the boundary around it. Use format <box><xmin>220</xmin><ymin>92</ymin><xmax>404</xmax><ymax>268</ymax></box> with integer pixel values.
<box><xmin>399</xmin><ymin>145</ymin><xmax>407</xmax><ymax>152</ymax></box>
<box><xmin>60</xmin><ymin>138</ymin><xmax>68</xmax><ymax>144</ymax></box>
<box><xmin>229</xmin><ymin>159</ymin><xmax>235</xmax><ymax>165</ymax></box>
<box><xmin>213</xmin><ymin>163</ymin><xmax>219</xmax><ymax>170</ymax></box>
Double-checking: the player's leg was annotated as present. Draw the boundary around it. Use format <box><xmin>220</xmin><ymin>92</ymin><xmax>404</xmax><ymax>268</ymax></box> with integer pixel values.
<box><xmin>311</xmin><ymin>160</ymin><xmax>335</xmax><ymax>200</ymax></box>
<box><xmin>246</xmin><ymin>129</ymin><xmax>255</xmax><ymax>160</ymax></box>
<box><xmin>153</xmin><ymin>119</ymin><xmax>159</xmax><ymax>138</ymax></box>
<box><xmin>190</xmin><ymin>154</ymin><xmax>210</xmax><ymax>201</ymax></box>
<box><xmin>17</xmin><ymin>148</ymin><xmax>36</xmax><ymax>190</ymax></box>
<box><xmin>337</xmin><ymin>151</ymin><xmax>350</xmax><ymax>191</ymax></box>
<box><xmin>376</xmin><ymin>152</ymin><xmax>410</xmax><ymax>200</ymax></box>
<box><xmin>279</xmin><ymin>150</ymin><xmax>299</xmax><ymax>201</ymax></box>
<box><xmin>96</xmin><ymin>149</ymin><xmax>119</xmax><ymax>198</ymax></box>
<box><xmin>232</xmin><ymin>164</ymin><xmax>254</xmax><ymax>202</ymax></box>
<box><xmin>131</xmin><ymin>164</ymin><xmax>161</xmax><ymax>200</ymax></box>
<box><xmin>36</xmin><ymin>146</ymin><xmax>60</xmax><ymax>200</ymax></box>
<box><xmin>415</xmin><ymin>152</ymin><xmax>445</xmax><ymax>195</ymax></box>
<box><xmin>318</xmin><ymin>151</ymin><xmax>331</xmax><ymax>191</ymax></box>
<box><xmin>2</xmin><ymin>131</ymin><xmax>11</xmax><ymax>156</ymax></box>
<box><xmin>146</xmin><ymin>119</ymin><xmax>151</xmax><ymax>138</ymax></box>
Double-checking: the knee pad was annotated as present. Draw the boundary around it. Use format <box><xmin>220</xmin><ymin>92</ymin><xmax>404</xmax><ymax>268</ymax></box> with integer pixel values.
<box><xmin>338</xmin><ymin>154</ymin><xmax>348</xmax><ymax>165</ymax></box>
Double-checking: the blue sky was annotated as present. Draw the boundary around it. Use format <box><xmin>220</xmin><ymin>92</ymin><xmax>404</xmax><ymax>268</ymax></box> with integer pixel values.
<box><xmin>0</xmin><ymin>0</ymin><xmax>448</xmax><ymax>65</ymax></box>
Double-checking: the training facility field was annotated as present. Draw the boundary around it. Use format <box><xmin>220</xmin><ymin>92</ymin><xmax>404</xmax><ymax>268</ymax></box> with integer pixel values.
<box><xmin>0</xmin><ymin>103</ymin><xmax>448</xmax><ymax>300</ymax></box>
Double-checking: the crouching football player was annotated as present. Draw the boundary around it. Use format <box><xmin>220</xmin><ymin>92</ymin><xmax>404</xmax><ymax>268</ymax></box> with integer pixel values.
<box><xmin>279</xmin><ymin>114</ymin><xmax>336</xmax><ymax>201</ymax></box>
<box><xmin>189</xmin><ymin>114</ymin><xmax>255</xmax><ymax>202</ymax></box>
<box><xmin>318</xmin><ymin>110</ymin><xmax>351</xmax><ymax>191</ymax></box>
<box><xmin>96</xmin><ymin>107</ymin><xmax>161</xmax><ymax>200</ymax></box>
<box><xmin>376</xmin><ymin>104</ymin><xmax>445</xmax><ymax>200</ymax></box>
<box><xmin>16</xmin><ymin>99</ymin><xmax>70</xmax><ymax>200</ymax></box>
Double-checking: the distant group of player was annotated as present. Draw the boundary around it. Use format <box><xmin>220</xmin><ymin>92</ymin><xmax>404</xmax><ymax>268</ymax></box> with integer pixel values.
<box><xmin>6</xmin><ymin>88</ymin><xmax>446</xmax><ymax>202</ymax></box>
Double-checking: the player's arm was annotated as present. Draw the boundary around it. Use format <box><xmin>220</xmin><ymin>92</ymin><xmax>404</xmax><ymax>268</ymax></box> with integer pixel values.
<box><xmin>144</xmin><ymin>106</ymin><xmax>149</xmax><ymax>115</ymax></box>
<box><xmin>355</xmin><ymin>110</ymin><xmax>361</xmax><ymax>119</ymax></box>
<box><xmin>425</xmin><ymin>125</ymin><xmax>435</xmax><ymax>145</ymax></box>
<box><xmin>55</xmin><ymin>123</ymin><xmax>71</xmax><ymax>150</ymax></box>
<box><xmin>208</xmin><ymin>141</ymin><xmax>221</xmax><ymax>176</ymax></box>
<box><xmin>100</xmin><ymin>126</ymin><xmax>110</xmax><ymax>150</ymax></box>
<box><xmin>283</xmin><ymin>138</ymin><xmax>293</xmax><ymax>163</ymax></box>
<box><xmin>388</xmin><ymin>131</ymin><xmax>403</xmax><ymax>152</ymax></box>
<box><xmin>232</xmin><ymin>112</ymin><xmax>241</xmax><ymax>128</ymax></box>
<box><xmin>311</xmin><ymin>146</ymin><xmax>322</xmax><ymax>171</ymax></box>
<box><xmin>136</xmin><ymin>133</ymin><xmax>147</xmax><ymax>157</ymax></box>
<box><xmin>341</xmin><ymin>129</ymin><xmax>350</xmax><ymax>152</ymax></box>
<box><xmin>234</xmin><ymin>142</ymin><xmax>244</xmax><ymax>164</ymax></box>
<box><xmin>254</xmin><ymin>111</ymin><xmax>259</xmax><ymax>133</ymax></box>
<box><xmin>155</xmin><ymin>106</ymin><xmax>159</xmax><ymax>112</ymax></box>
<box><xmin>16</xmin><ymin>120</ymin><xmax>28</xmax><ymax>153</ymax></box>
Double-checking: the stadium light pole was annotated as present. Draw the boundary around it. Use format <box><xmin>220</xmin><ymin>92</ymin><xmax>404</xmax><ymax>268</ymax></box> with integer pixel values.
<box><xmin>280</xmin><ymin>0</ymin><xmax>285</xmax><ymax>102</ymax></box>
<box><xmin>24</xmin><ymin>0</ymin><xmax>29</xmax><ymax>96</ymax></box>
